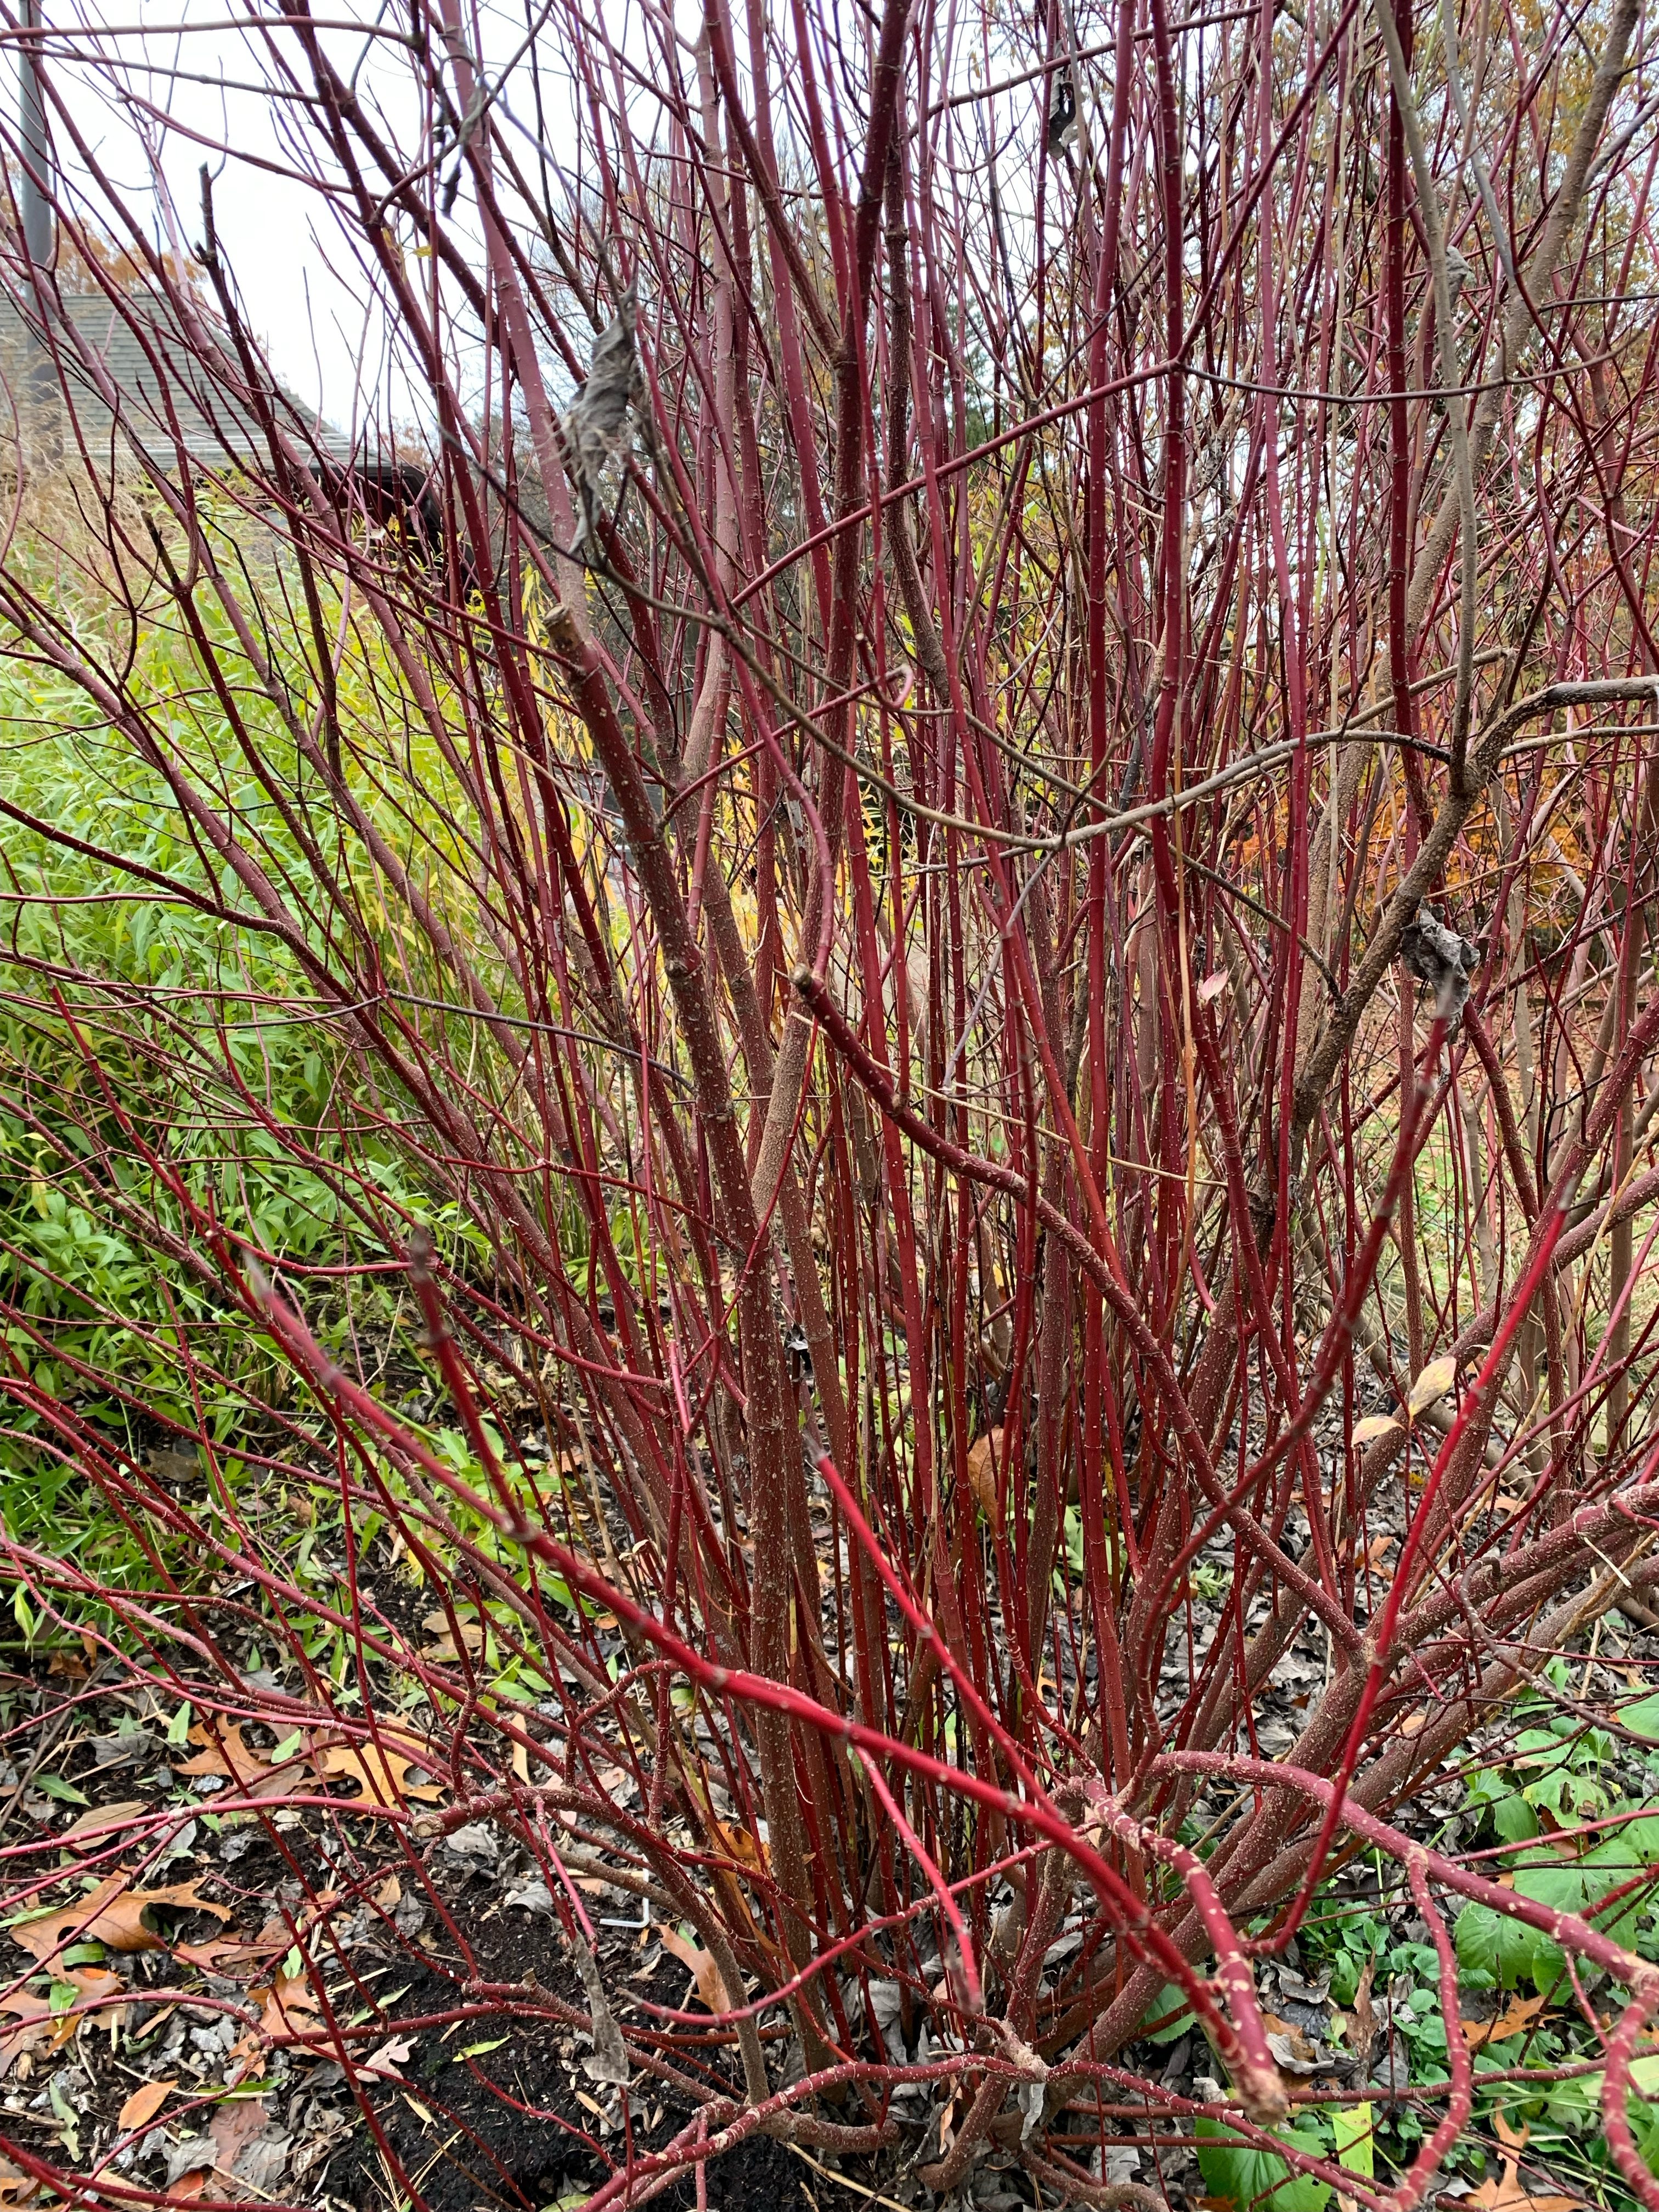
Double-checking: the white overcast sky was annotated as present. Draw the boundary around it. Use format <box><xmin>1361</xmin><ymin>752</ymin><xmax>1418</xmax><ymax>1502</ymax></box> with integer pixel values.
<box><xmin>21</xmin><ymin>0</ymin><xmax>1037</xmax><ymax>439</ymax></box>
<box><xmin>22</xmin><ymin>0</ymin><xmax>498</xmax><ymax>433</ymax></box>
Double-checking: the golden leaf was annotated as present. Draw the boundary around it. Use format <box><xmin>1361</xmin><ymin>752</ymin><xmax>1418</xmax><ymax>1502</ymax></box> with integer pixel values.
<box><xmin>318</xmin><ymin>1741</ymin><xmax>442</xmax><ymax>1809</ymax></box>
<box><xmin>660</xmin><ymin>1923</ymin><xmax>732</xmax><ymax>2016</ymax></box>
<box><xmin>965</xmin><ymin>1428</ymin><xmax>1004</xmax><ymax>1520</ymax></box>
<box><xmin>1351</xmin><ymin>1415</ymin><xmax>1402</xmax><ymax>1447</ymax></box>
<box><xmin>1407</xmin><ymin>1355</ymin><xmax>1459</xmax><ymax>1418</ymax></box>
<box><xmin>1462</xmin><ymin>1992</ymin><xmax>1548</xmax><ymax>2052</ymax></box>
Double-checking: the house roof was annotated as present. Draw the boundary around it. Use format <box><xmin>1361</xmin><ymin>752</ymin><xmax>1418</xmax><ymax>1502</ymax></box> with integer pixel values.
<box><xmin>0</xmin><ymin>286</ymin><xmax>354</xmax><ymax>472</ymax></box>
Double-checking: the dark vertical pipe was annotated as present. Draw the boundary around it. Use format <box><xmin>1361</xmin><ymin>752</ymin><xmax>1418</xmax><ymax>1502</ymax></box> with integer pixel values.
<box><xmin>18</xmin><ymin>0</ymin><xmax>56</xmax><ymax>449</ymax></box>
<box><xmin>18</xmin><ymin>0</ymin><xmax>50</xmax><ymax>272</ymax></box>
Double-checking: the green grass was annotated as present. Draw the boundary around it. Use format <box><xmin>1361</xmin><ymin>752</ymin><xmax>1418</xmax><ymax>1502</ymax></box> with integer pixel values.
<box><xmin>0</xmin><ymin>572</ymin><xmax>477</xmax><ymax>1622</ymax></box>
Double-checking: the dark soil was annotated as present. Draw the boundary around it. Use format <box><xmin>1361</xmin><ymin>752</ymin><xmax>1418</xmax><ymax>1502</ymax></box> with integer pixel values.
<box><xmin>0</xmin><ymin>1634</ymin><xmax>880</xmax><ymax>2212</ymax></box>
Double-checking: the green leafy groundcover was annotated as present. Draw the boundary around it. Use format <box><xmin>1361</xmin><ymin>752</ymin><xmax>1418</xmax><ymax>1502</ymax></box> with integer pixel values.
<box><xmin>1165</xmin><ymin>1668</ymin><xmax>1659</xmax><ymax>2210</ymax></box>
<box><xmin>1195</xmin><ymin>2117</ymin><xmax>1339</xmax><ymax>2212</ymax></box>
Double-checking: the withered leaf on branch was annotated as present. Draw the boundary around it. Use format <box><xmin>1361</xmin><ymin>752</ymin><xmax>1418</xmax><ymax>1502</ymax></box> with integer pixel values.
<box><xmin>1400</xmin><ymin>908</ymin><xmax>1480</xmax><ymax>1027</ymax></box>
<box><xmin>569</xmin><ymin>1934</ymin><xmax>631</xmax><ymax>2084</ymax></box>
<box><xmin>564</xmin><ymin>281</ymin><xmax>639</xmax><ymax>542</ymax></box>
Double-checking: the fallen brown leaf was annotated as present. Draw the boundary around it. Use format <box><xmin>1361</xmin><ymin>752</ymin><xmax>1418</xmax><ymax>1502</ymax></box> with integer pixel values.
<box><xmin>60</xmin><ymin>1799</ymin><xmax>146</xmax><ymax>1843</ymax></box>
<box><xmin>12</xmin><ymin>1874</ymin><xmax>232</xmax><ymax>1967</ymax></box>
<box><xmin>936</xmin><ymin>2075</ymin><xmax>967</xmax><ymax>2159</ymax></box>
<box><xmin>174</xmin><ymin>1933</ymin><xmax>286</xmax><ymax>1973</ymax></box>
<box><xmin>179</xmin><ymin>1724</ymin><xmax>269</xmax><ymax>1785</ymax></box>
<box><xmin>117</xmin><ymin>2078</ymin><xmax>175</xmax><ymax>2130</ymax></box>
<box><xmin>0</xmin><ymin>1966</ymin><xmax>127</xmax><ymax>2067</ymax></box>
<box><xmin>1465</xmin><ymin>2158</ymin><xmax>1580</xmax><ymax>2211</ymax></box>
<box><xmin>1461</xmin><ymin>2114</ymin><xmax>1582</xmax><ymax>2212</ymax></box>
<box><xmin>1463</xmin><ymin>1992</ymin><xmax>1549</xmax><ymax>2052</ymax></box>
<box><xmin>660</xmin><ymin>1923</ymin><xmax>732</xmax><ymax>2015</ymax></box>
<box><xmin>359</xmin><ymin>2035</ymin><xmax>415</xmax><ymax>2081</ymax></box>
<box><xmin>63</xmin><ymin>1965</ymin><xmax>125</xmax><ymax>2040</ymax></box>
<box><xmin>258</xmin><ymin>1970</ymin><xmax>319</xmax><ymax>2040</ymax></box>
<box><xmin>178</xmin><ymin>1724</ymin><xmax>312</xmax><ymax>1800</ymax></box>
<box><xmin>0</xmin><ymin>1995</ymin><xmax>50</xmax><ymax>2080</ymax></box>
<box><xmin>317</xmin><ymin>1740</ymin><xmax>441</xmax><ymax>1809</ymax></box>
<box><xmin>1348</xmin><ymin>1959</ymin><xmax>1378</xmax><ymax>2079</ymax></box>
<box><xmin>1262</xmin><ymin>2011</ymin><xmax>1323</xmax><ymax>2072</ymax></box>
<box><xmin>230</xmin><ymin>2131</ymin><xmax>290</xmax><ymax>2193</ymax></box>
<box><xmin>420</xmin><ymin>1609</ymin><xmax>484</xmax><ymax>1659</ymax></box>
<box><xmin>208</xmin><ymin>2093</ymin><xmax>269</xmax><ymax>2171</ymax></box>
<box><xmin>710</xmin><ymin>1816</ymin><xmax>767</xmax><ymax>1875</ymax></box>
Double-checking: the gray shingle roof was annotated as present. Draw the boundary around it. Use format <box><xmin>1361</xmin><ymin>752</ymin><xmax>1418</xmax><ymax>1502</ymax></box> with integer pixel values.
<box><xmin>0</xmin><ymin>286</ymin><xmax>353</xmax><ymax>472</ymax></box>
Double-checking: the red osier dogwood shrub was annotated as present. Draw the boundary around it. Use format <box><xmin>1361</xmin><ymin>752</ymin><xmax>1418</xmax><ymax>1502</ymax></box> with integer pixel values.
<box><xmin>2</xmin><ymin>0</ymin><xmax>1659</xmax><ymax>2201</ymax></box>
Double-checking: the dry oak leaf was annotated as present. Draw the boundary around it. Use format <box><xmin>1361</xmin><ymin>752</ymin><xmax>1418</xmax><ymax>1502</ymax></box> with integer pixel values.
<box><xmin>11</xmin><ymin>1874</ymin><xmax>230</xmax><ymax>1966</ymax></box>
<box><xmin>209</xmin><ymin>2092</ymin><xmax>271</xmax><ymax>2171</ymax></box>
<box><xmin>117</xmin><ymin>2077</ymin><xmax>175</xmax><ymax>2131</ymax></box>
<box><xmin>257</xmin><ymin>1970</ymin><xmax>320</xmax><ymax>2041</ymax></box>
<box><xmin>966</xmin><ymin>1428</ymin><xmax>1005</xmax><ymax>1520</ymax></box>
<box><xmin>174</xmin><ymin>1932</ymin><xmax>287</xmax><ymax>1973</ymax></box>
<box><xmin>1466</xmin><ymin>2116</ymin><xmax>1583</xmax><ymax>2212</ymax></box>
<box><xmin>1465</xmin><ymin>2158</ymin><xmax>1581</xmax><ymax>2212</ymax></box>
<box><xmin>1261</xmin><ymin>2012</ymin><xmax>1324</xmax><ymax>2073</ymax></box>
<box><xmin>1462</xmin><ymin>1990</ymin><xmax>1548</xmax><ymax>2050</ymax></box>
<box><xmin>709</xmin><ymin>1816</ymin><xmax>768</xmax><ymax>1876</ymax></box>
<box><xmin>0</xmin><ymin>2155</ymin><xmax>32</xmax><ymax>2204</ymax></box>
<box><xmin>317</xmin><ymin>1739</ymin><xmax>441</xmax><ymax>1809</ymax></box>
<box><xmin>179</xmin><ymin>1723</ymin><xmax>273</xmax><ymax>1785</ymax></box>
<box><xmin>229</xmin><ymin>2130</ymin><xmax>290</xmax><ymax>2195</ymax></box>
<box><xmin>62</xmin><ymin>1964</ymin><xmax>126</xmax><ymax>2034</ymax></box>
<box><xmin>420</xmin><ymin>1609</ymin><xmax>484</xmax><ymax>1659</ymax></box>
<box><xmin>359</xmin><ymin>2035</ymin><xmax>415</xmax><ymax>2081</ymax></box>
<box><xmin>179</xmin><ymin>1723</ymin><xmax>312</xmax><ymax>1799</ymax></box>
<box><xmin>660</xmin><ymin>1924</ymin><xmax>732</xmax><ymax>2016</ymax></box>
<box><xmin>0</xmin><ymin>1973</ymin><xmax>120</xmax><ymax>2077</ymax></box>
